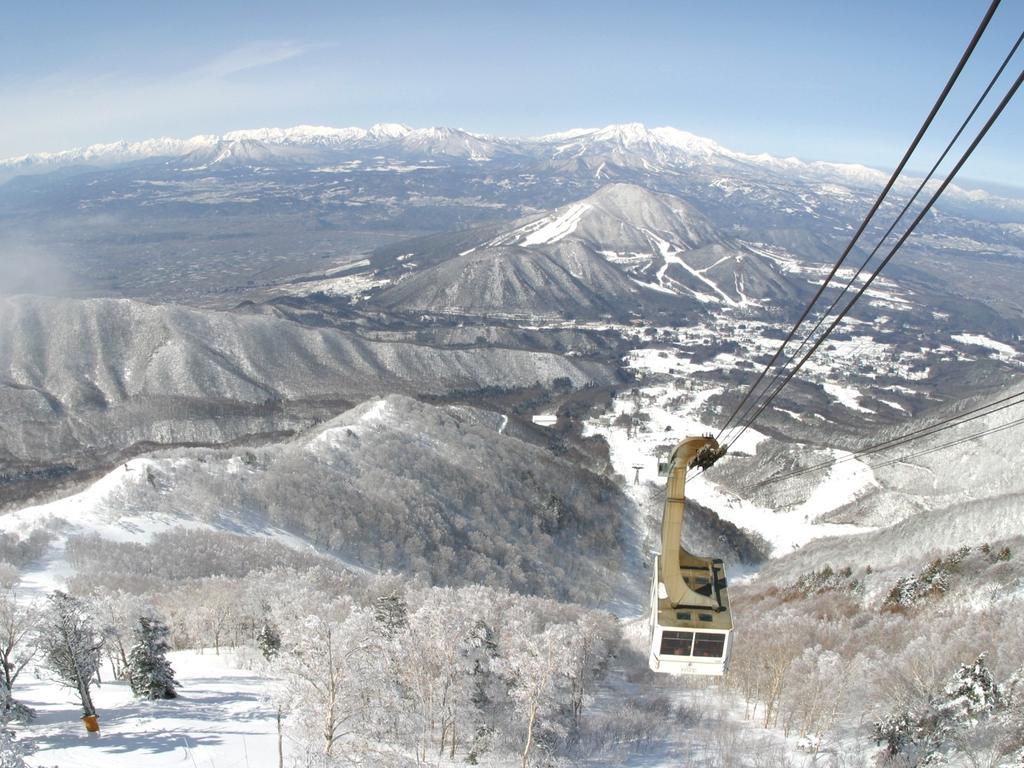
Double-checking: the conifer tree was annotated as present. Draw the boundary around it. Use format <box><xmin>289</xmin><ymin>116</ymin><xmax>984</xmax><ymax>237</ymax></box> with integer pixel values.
<box><xmin>127</xmin><ymin>617</ymin><xmax>178</xmax><ymax>700</ymax></box>
<box><xmin>257</xmin><ymin>620</ymin><xmax>281</xmax><ymax>661</ymax></box>
<box><xmin>937</xmin><ymin>653</ymin><xmax>1000</xmax><ymax>725</ymax></box>
<box><xmin>373</xmin><ymin>593</ymin><xmax>408</xmax><ymax>639</ymax></box>
<box><xmin>0</xmin><ymin>678</ymin><xmax>29</xmax><ymax>768</ymax></box>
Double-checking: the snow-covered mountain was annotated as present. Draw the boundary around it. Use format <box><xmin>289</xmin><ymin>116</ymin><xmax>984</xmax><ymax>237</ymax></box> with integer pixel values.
<box><xmin>367</xmin><ymin>184</ymin><xmax>806</xmax><ymax>317</ymax></box>
<box><xmin>2</xmin><ymin>394</ymin><xmax>642</xmax><ymax>602</ymax></box>
<box><xmin>3</xmin><ymin>122</ymin><xmax>1020</xmax><ymax>214</ymax></box>
<box><xmin>3</xmin><ymin>119</ymin><xmax>1024</xmax><ymax>768</ymax></box>
<box><xmin>0</xmin><ymin>123</ymin><xmax>509</xmax><ymax>177</ymax></box>
<box><xmin>3</xmin><ymin>120</ymin><xmax>1021</xmax><ymax>309</ymax></box>
<box><xmin>0</xmin><ymin>295</ymin><xmax>611</xmax><ymax>483</ymax></box>
<box><xmin>372</xmin><ymin>242</ymin><xmax>654</xmax><ymax>319</ymax></box>
<box><xmin>489</xmin><ymin>183</ymin><xmax>724</xmax><ymax>252</ymax></box>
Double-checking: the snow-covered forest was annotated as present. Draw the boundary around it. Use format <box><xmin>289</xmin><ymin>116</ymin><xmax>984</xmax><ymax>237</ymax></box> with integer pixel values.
<box><xmin>0</xmin><ymin>515</ymin><xmax>1020</xmax><ymax>766</ymax></box>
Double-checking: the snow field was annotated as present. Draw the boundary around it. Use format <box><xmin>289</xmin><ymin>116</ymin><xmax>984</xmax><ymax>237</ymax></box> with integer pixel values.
<box><xmin>519</xmin><ymin>202</ymin><xmax>591</xmax><ymax>246</ymax></box>
<box><xmin>585</xmin><ymin>334</ymin><xmax>880</xmax><ymax>568</ymax></box>
<box><xmin>22</xmin><ymin>650</ymin><xmax>277</xmax><ymax>768</ymax></box>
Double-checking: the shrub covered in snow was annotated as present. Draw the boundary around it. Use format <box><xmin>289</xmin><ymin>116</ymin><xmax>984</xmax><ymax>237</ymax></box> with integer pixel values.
<box><xmin>883</xmin><ymin>545</ymin><xmax>985</xmax><ymax>610</ymax></box>
<box><xmin>127</xmin><ymin>617</ymin><xmax>177</xmax><ymax>700</ymax></box>
<box><xmin>872</xmin><ymin>654</ymin><xmax>1019</xmax><ymax>764</ymax></box>
<box><xmin>781</xmin><ymin>564</ymin><xmax>860</xmax><ymax>600</ymax></box>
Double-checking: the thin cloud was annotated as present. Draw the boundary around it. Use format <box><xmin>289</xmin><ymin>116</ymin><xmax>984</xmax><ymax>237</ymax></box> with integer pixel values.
<box><xmin>0</xmin><ymin>41</ymin><xmax>338</xmax><ymax>158</ymax></box>
<box><xmin>193</xmin><ymin>41</ymin><xmax>321</xmax><ymax>79</ymax></box>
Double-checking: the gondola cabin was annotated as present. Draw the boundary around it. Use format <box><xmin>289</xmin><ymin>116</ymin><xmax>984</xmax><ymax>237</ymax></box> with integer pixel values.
<box><xmin>648</xmin><ymin>554</ymin><xmax>732</xmax><ymax>675</ymax></box>
<box><xmin>648</xmin><ymin>436</ymin><xmax>733</xmax><ymax>676</ymax></box>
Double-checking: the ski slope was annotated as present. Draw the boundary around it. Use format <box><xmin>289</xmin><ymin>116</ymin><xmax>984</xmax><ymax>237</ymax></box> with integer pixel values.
<box><xmin>22</xmin><ymin>651</ymin><xmax>277</xmax><ymax>768</ymax></box>
<box><xmin>584</xmin><ymin>340</ymin><xmax>878</xmax><ymax>562</ymax></box>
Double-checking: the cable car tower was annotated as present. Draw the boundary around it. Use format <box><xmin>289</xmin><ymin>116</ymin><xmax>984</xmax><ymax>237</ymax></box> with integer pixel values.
<box><xmin>648</xmin><ymin>435</ymin><xmax>732</xmax><ymax>676</ymax></box>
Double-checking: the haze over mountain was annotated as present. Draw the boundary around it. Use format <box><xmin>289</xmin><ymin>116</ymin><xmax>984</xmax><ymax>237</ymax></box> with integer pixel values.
<box><xmin>2</xmin><ymin>122</ymin><xmax>1019</xmax><ymax>317</ymax></box>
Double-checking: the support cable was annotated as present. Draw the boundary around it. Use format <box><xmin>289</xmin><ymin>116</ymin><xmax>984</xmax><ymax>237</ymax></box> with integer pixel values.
<box><xmin>862</xmin><ymin>414</ymin><xmax>1024</xmax><ymax>473</ymax></box>
<box><xmin>722</xmin><ymin>27</ymin><xmax>1024</xmax><ymax>448</ymax></box>
<box><xmin>745</xmin><ymin>389</ymin><xmax>1024</xmax><ymax>490</ymax></box>
<box><xmin>714</xmin><ymin>0</ymin><xmax>1004</xmax><ymax>442</ymax></box>
<box><xmin>725</xmin><ymin>66</ymin><xmax>1024</xmax><ymax>453</ymax></box>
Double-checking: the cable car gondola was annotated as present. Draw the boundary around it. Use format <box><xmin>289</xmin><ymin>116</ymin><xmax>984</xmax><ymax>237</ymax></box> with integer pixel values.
<box><xmin>648</xmin><ymin>436</ymin><xmax>732</xmax><ymax>676</ymax></box>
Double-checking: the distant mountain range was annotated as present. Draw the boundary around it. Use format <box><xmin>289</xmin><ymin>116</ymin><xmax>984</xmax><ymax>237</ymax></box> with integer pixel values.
<box><xmin>3</xmin><ymin>121</ymin><xmax>1021</xmax><ymax>313</ymax></box>
<box><xmin>3</xmin><ymin>122</ymin><xmax>1021</xmax><ymax>211</ymax></box>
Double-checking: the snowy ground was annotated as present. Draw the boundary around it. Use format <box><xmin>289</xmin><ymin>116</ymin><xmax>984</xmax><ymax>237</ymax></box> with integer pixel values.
<box><xmin>1</xmin><ymin>455</ymin><xmax>344</xmax><ymax>603</ymax></box>
<box><xmin>582</xmin><ymin>334</ymin><xmax>878</xmax><ymax>568</ymax></box>
<box><xmin>21</xmin><ymin>650</ymin><xmax>277</xmax><ymax>768</ymax></box>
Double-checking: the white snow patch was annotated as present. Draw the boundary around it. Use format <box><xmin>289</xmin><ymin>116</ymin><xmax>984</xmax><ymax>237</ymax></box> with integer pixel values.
<box><xmin>647</xmin><ymin>230</ymin><xmax>737</xmax><ymax>306</ymax></box>
<box><xmin>952</xmin><ymin>333</ymin><xmax>1018</xmax><ymax>359</ymax></box>
<box><xmin>687</xmin><ymin>475</ymin><xmax>873</xmax><ymax>559</ymax></box>
<box><xmin>790</xmin><ymin>450</ymin><xmax>878</xmax><ymax>521</ymax></box>
<box><xmin>18</xmin><ymin>650</ymin><xmax>278</xmax><ymax>768</ymax></box>
<box><xmin>878</xmin><ymin>398</ymin><xmax>907</xmax><ymax>412</ymax></box>
<box><xmin>520</xmin><ymin>202</ymin><xmax>591</xmax><ymax>246</ymax></box>
<box><xmin>823</xmin><ymin>382</ymin><xmax>874</xmax><ymax>413</ymax></box>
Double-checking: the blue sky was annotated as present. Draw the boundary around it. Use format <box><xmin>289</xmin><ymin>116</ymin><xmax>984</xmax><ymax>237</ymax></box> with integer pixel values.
<box><xmin>2</xmin><ymin>0</ymin><xmax>1021</xmax><ymax>186</ymax></box>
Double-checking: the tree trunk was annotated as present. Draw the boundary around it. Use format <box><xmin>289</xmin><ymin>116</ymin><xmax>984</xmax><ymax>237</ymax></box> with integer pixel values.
<box><xmin>522</xmin><ymin>701</ymin><xmax>537</xmax><ymax>768</ymax></box>
<box><xmin>79</xmin><ymin>677</ymin><xmax>97</xmax><ymax>717</ymax></box>
<box><xmin>117</xmin><ymin>641</ymin><xmax>129</xmax><ymax>680</ymax></box>
<box><xmin>2</xmin><ymin>652</ymin><xmax>12</xmax><ymax>691</ymax></box>
<box><xmin>277</xmin><ymin>707</ymin><xmax>284</xmax><ymax>768</ymax></box>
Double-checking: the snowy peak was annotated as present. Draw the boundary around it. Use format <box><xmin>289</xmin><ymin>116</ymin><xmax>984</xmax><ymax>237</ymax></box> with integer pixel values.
<box><xmin>540</xmin><ymin>122</ymin><xmax>737</xmax><ymax>168</ymax></box>
<box><xmin>584</xmin><ymin>183</ymin><xmax>721</xmax><ymax>243</ymax></box>
<box><xmin>492</xmin><ymin>183</ymin><xmax>722</xmax><ymax>251</ymax></box>
<box><xmin>220</xmin><ymin>125</ymin><xmax>369</xmax><ymax>145</ymax></box>
<box><xmin>2</xmin><ymin>122</ymin><xmax>1012</xmax><ymax>211</ymax></box>
<box><xmin>368</xmin><ymin>122</ymin><xmax>413</xmax><ymax>139</ymax></box>
<box><xmin>472</xmin><ymin>182</ymin><xmax>799</xmax><ymax>309</ymax></box>
<box><xmin>0</xmin><ymin>121</ymin><xmax>768</xmax><ymax>178</ymax></box>
<box><xmin>396</xmin><ymin>126</ymin><xmax>497</xmax><ymax>160</ymax></box>
<box><xmin>0</xmin><ymin>124</ymin><xmax>503</xmax><ymax>176</ymax></box>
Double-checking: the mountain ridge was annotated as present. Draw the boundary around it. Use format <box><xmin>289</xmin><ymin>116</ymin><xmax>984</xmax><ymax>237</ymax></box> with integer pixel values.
<box><xmin>4</xmin><ymin>122</ymin><xmax>1019</xmax><ymax>208</ymax></box>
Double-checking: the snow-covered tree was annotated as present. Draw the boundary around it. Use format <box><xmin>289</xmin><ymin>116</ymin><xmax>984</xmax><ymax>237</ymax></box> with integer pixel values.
<box><xmin>498</xmin><ymin>622</ymin><xmax>575</xmax><ymax>768</ymax></box>
<box><xmin>273</xmin><ymin>605</ymin><xmax>376</xmax><ymax>764</ymax></box>
<box><xmin>462</xmin><ymin>617</ymin><xmax>501</xmax><ymax>762</ymax></box>
<box><xmin>38</xmin><ymin>591</ymin><xmax>102</xmax><ymax>717</ymax></box>
<box><xmin>873</xmin><ymin>710</ymin><xmax>919</xmax><ymax>759</ymax></box>
<box><xmin>193</xmin><ymin>579</ymin><xmax>238</xmax><ymax>654</ymax></box>
<box><xmin>256</xmin><ymin>619</ymin><xmax>281</xmax><ymax>661</ymax></box>
<box><xmin>397</xmin><ymin>588</ymin><xmax>490</xmax><ymax>761</ymax></box>
<box><xmin>561</xmin><ymin>613</ymin><xmax>617</xmax><ymax>733</ymax></box>
<box><xmin>372</xmin><ymin>592</ymin><xmax>408</xmax><ymax>640</ymax></box>
<box><xmin>86</xmin><ymin>590</ymin><xmax>152</xmax><ymax>681</ymax></box>
<box><xmin>875</xmin><ymin>654</ymin><xmax>1006</xmax><ymax>763</ymax></box>
<box><xmin>935</xmin><ymin>653</ymin><xmax>1000</xmax><ymax>727</ymax></box>
<box><xmin>0</xmin><ymin>585</ymin><xmax>39</xmax><ymax>719</ymax></box>
<box><xmin>127</xmin><ymin>617</ymin><xmax>177</xmax><ymax>700</ymax></box>
<box><xmin>0</xmin><ymin>679</ymin><xmax>30</xmax><ymax>768</ymax></box>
